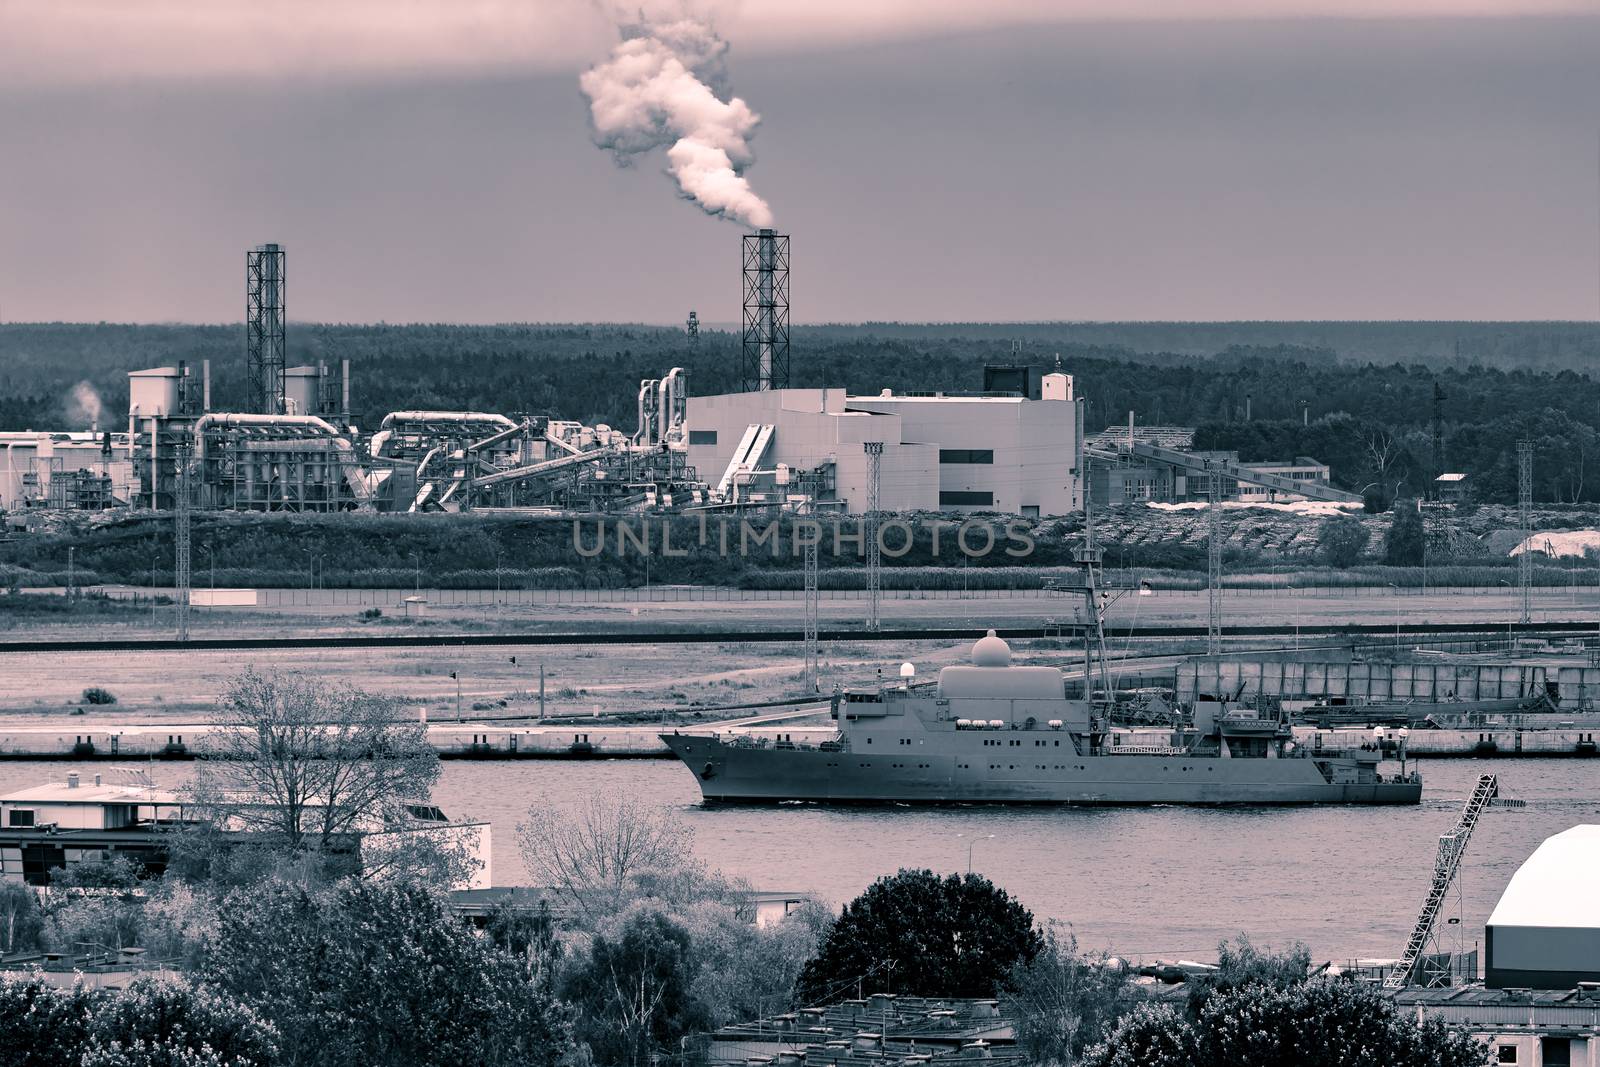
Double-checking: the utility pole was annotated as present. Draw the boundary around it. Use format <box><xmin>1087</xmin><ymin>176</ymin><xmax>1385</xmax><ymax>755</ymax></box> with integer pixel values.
<box><xmin>1518</xmin><ymin>440</ymin><xmax>1534</xmax><ymax>625</ymax></box>
<box><xmin>539</xmin><ymin>661</ymin><xmax>546</xmax><ymax>720</ymax></box>
<box><xmin>864</xmin><ymin>442</ymin><xmax>883</xmax><ymax>632</ymax></box>
<box><xmin>66</xmin><ymin>546</ymin><xmax>75</xmax><ymax>606</ymax></box>
<box><xmin>174</xmin><ymin>440</ymin><xmax>192</xmax><ymax>642</ymax></box>
<box><xmin>451</xmin><ymin>671</ymin><xmax>462</xmax><ymax>722</ymax></box>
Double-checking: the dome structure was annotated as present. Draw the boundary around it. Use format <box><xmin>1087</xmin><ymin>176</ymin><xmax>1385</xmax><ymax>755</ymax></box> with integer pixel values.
<box><xmin>1485</xmin><ymin>824</ymin><xmax>1600</xmax><ymax>988</ymax></box>
<box><xmin>972</xmin><ymin>629</ymin><xmax>1011</xmax><ymax>667</ymax></box>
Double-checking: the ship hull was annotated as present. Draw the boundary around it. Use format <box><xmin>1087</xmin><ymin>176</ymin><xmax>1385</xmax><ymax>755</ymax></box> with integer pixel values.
<box><xmin>661</xmin><ymin>734</ymin><xmax>1422</xmax><ymax>806</ymax></box>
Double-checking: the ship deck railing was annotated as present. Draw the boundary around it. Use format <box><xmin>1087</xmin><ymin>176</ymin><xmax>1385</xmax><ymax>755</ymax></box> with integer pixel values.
<box><xmin>720</xmin><ymin>734</ymin><xmax>843</xmax><ymax>752</ymax></box>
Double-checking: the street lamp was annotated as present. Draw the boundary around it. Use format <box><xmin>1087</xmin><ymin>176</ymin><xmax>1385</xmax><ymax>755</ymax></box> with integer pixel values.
<box><xmin>956</xmin><ymin>832</ymin><xmax>995</xmax><ymax>874</ymax></box>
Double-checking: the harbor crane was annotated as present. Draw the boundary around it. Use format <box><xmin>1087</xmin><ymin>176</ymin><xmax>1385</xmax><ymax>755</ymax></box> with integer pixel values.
<box><xmin>1386</xmin><ymin>773</ymin><xmax>1500</xmax><ymax>988</ymax></box>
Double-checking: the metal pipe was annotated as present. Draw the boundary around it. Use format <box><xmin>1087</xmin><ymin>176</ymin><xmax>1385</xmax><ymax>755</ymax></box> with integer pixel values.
<box><xmin>378</xmin><ymin>411</ymin><xmax>517</xmax><ymax>430</ymax></box>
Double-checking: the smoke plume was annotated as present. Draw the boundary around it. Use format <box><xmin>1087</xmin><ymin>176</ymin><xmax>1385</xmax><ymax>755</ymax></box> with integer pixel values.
<box><xmin>580</xmin><ymin>11</ymin><xmax>774</xmax><ymax>228</ymax></box>
<box><xmin>65</xmin><ymin>380</ymin><xmax>104</xmax><ymax>429</ymax></box>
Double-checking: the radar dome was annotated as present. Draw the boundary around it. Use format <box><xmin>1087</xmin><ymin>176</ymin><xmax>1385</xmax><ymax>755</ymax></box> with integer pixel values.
<box><xmin>972</xmin><ymin>629</ymin><xmax>1012</xmax><ymax>667</ymax></box>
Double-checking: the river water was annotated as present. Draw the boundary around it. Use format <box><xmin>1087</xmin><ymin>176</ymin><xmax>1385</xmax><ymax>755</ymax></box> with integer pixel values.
<box><xmin>4</xmin><ymin>757</ymin><xmax>1594</xmax><ymax>963</ymax></box>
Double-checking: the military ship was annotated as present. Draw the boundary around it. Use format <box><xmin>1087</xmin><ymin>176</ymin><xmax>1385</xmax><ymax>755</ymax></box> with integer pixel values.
<box><xmin>662</xmin><ymin>629</ymin><xmax>1422</xmax><ymax>805</ymax></box>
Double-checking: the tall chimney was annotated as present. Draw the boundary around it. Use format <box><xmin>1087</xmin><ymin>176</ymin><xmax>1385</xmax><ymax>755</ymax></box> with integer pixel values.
<box><xmin>741</xmin><ymin>229</ymin><xmax>789</xmax><ymax>392</ymax></box>
<box><xmin>247</xmin><ymin>243</ymin><xmax>287</xmax><ymax>415</ymax></box>
<box><xmin>202</xmin><ymin>359</ymin><xmax>211</xmax><ymax>412</ymax></box>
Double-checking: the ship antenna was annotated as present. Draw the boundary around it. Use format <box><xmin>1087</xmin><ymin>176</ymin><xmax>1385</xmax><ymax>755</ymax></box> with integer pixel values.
<box><xmin>1075</xmin><ymin>484</ymin><xmax>1112</xmax><ymax>706</ymax></box>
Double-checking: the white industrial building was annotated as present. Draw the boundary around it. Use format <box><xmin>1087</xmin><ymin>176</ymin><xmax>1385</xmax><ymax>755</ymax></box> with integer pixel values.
<box><xmin>0</xmin><ymin>431</ymin><xmax>134</xmax><ymax>511</ymax></box>
<box><xmin>683</xmin><ymin>371</ymin><xmax>1081</xmax><ymax>515</ymax></box>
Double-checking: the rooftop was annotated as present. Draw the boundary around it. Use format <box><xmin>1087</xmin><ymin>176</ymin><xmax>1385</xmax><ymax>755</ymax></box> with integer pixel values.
<box><xmin>1487</xmin><ymin>824</ymin><xmax>1600</xmax><ymax>930</ymax></box>
<box><xmin>0</xmin><ymin>781</ymin><xmax>176</xmax><ymax>806</ymax></box>
<box><xmin>708</xmin><ymin>994</ymin><xmax>1018</xmax><ymax>1066</ymax></box>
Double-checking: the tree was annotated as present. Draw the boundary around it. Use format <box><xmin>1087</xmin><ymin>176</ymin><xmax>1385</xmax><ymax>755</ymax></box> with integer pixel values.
<box><xmin>1359</xmin><ymin>425</ymin><xmax>1411</xmax><ymax>508</ymax></box>
<box><xmin>676</xmin><ymin>897</ymin><xmax>831</xmax><ymax>1028</ymax></box>
<box><xmin>1386</xmin><ymin>501</ymin><xmax>1425</xmax><ymax>566</ymax></box>
<box><xmin>1085</xmin><ymin>977</ymin><xmax>1489</xmax><ymax>1067</ymax></box>
<box><xmin>1009</xmin><ymin>932</ymin><xmax>1134</xmax><ymax>1066</ymax></box>
<box><xmin>79</xmin><ymin>977</ymin><xmax>280</xmax><ymax>1067</ymax></box>
<box><xmin>0</xmin><ymin>882</ymin><xmax>43</xmax><ymax>954</ymax></box>
<box><xmin>1317</xmin><ymin>516</ymin><xmax>1367</xmax><ymax>568</ymax></box>
<box><xmin>0</xmin><ymin>974</ymin><xmax>277</xmax><ymax>1067</ymax></box>
<box><xmin>201</xmin><ymin>878</ymin><xmax>574</xmax><ymax>1067</ymax></box>
<box><xmin>561</xmin><ymin>908</ymin><xmax>710</xmax><ymax>1067</ymax></box>
<box><xmin>0</xmin><ymin>975</ymin><xmax>94</xmax><ymax>1067</ymax></box>
<box><xmin>1184</xmin><ymin>935</ymin><xmax>1312</xmax><ymax>1018</ymax></box>
<box><xmin>517</xmin><ymin>795</ymin><xmax>695</xmax><ymax>923</ymax></box>
<box><xmin>181</xmin><ymin>670</ymin><xmax>450</xmax><ymax>885</ymax></box>
<box><xmin>796</xmin><ymin>869</ymin><xmax>1042</xmax><ymax>1003</ymax></box>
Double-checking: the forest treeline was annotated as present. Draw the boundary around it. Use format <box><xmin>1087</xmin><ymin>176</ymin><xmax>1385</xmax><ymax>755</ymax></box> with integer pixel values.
<box><xmin>4</xmin><ymin>321</ymin><xmax>1599</xmax><ymax>503</ymax></box>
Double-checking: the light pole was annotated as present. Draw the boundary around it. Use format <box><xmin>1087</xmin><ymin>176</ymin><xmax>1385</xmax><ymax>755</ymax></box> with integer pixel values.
<box><xmin>411</xmin><ymin>552</ymin><xmax>421</xmax><ymax>596</ymax></box>
<box><xmin>957</xmin><ymin>832</ymin><xmax>995</xmax><ymax>874</ymax></box>
<box><xmin>66</xmin><ymin>546</ymin><xmax>75</xmax><ymax>605</ymax></box>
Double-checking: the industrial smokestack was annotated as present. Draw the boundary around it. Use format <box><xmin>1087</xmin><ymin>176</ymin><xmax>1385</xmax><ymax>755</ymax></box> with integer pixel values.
<box><xmin>247</xmin><ymin>243</ymin><xmax>287</xmax><ymax>415</ymax></box>
<box><xmin>741</xmin><ymin>229</ymin><xmax>789</xmax><ymax>392</ymax></box>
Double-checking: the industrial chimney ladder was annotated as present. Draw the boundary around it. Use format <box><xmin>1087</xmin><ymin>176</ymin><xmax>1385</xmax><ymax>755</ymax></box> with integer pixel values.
<box><xmin>1386</xmin><ymin>773</ymin><xmax>1499</xmax><ymax>989</ymax></box>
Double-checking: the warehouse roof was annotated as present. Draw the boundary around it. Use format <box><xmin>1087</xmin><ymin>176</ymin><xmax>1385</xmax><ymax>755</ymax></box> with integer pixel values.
<box><xmin>1486</xmin><ymin>824</ymin><xmax>1600</xmax><ymax>929</ymax></box>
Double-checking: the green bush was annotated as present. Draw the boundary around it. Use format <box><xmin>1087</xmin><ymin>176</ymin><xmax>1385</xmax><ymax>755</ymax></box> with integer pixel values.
<box><xmin>83</xmin><ymin>686</ymin><xmax>118</xmax><ymax>705</ymax></box>
<box><xmin>0</xmin><ymin>975</ymin><xmax>277</xmax><ymax>1067</ymax></box>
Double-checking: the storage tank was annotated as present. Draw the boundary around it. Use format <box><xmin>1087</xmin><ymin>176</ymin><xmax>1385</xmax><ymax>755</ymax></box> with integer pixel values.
<box><xmin>127</xmin><ymin>367</ymin><xmax>182</xmax><ymax>418</ymax></box>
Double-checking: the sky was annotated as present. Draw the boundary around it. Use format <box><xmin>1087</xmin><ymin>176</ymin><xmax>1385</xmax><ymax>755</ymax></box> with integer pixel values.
<box><xmin>1</xmin><ymin>1</ymin><xmax>1598</xmax><ymax>324</ymax></box>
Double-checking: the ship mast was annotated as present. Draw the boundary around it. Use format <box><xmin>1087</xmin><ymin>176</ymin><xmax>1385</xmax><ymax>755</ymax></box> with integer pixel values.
<box><xmin>1076</xmin><ymin>485</ymin><xmax>1111</xmax><ymax>702</ymax></box>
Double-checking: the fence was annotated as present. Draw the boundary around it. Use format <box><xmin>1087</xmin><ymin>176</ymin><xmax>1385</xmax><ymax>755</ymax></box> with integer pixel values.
<box><xmin>91</xmin><ymin>583</ymin><xmax>1600</xmax><ymax>611</ymax></box>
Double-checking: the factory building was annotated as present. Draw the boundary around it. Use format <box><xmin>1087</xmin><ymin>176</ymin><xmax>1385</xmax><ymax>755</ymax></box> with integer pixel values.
<box><xmin>0</xmin><ymin>432</ymin><xmax>134</xmax><ymax>511</ymax></box>
<box><xmin>683</xmin><ymin>368</ymin><xmax>1081</xmax><ymax>515</ymax></box>
<box><xmin>1086</xmin><ymin>420</ymin><xmax>1356</xmax><ymax>505</ymax></box>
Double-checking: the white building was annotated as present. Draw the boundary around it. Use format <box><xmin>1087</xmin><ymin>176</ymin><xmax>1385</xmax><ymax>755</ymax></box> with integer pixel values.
<box><xmin>683</xmin><ymin>372</ymin><xmax>1080</xmax><ymax>516</ymax></box>
<box><xmin>1</xmin><ymin>771</ymin><xmax>489</xmax><ymax>890</ymax></box>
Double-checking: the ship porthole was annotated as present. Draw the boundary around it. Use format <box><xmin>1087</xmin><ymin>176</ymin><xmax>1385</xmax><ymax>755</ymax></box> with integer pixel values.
<box><xmin>700</xmin><ymin>764</ymin><xmax>716</xmax><ymax>780</ymax></box>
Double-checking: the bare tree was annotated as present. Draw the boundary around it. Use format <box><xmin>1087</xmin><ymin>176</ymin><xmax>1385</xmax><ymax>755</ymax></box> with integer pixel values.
<box><xmin>1358</xmin><ymin>426</ymin><xmax>1410</xmax><ymax>506</ymax></box>
<box><xmin>181</xmin><ymin>669</ymin><xmax>450</xmax><ymax>883</ymax></box>
<box><xmin>517</xmin><ymin>795</ymin><xmax>695</xmax><ymax>922</ymax></box>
